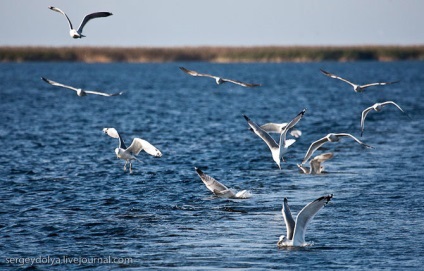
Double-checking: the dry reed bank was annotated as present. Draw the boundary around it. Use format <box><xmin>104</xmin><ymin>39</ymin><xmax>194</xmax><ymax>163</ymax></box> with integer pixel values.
<box><xmin>1</xmin><ymin>46</ymin><xmax>424</xmax><ymax>63</ymax></box>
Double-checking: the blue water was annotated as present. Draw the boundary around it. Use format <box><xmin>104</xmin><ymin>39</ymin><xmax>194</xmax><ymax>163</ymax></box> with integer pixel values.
<box><xmin>1</xmin><ymin>61</ymin><xmax>423</xmax><ymax>270</ymax></box>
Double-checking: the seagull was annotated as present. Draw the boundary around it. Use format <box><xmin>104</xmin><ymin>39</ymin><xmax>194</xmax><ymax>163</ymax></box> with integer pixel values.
<box><xmin>259</xmin><ymin>123</ymin><xmax>302</xmax><ymax>138</ymax></box>
<box><xmin>103</xmin><ymin>128</ymin><xmax>162</xmax><ymax>173</ymax></box>
<box><xmin>48</xmin><ymin>6</ymin><xmax>112</xmax><ymax>39</ymax></box>
<box><xmin>297</xmin><ymin>153</ymin><xmax>333</xmax><ymax>175</ymax></box>
<box><xmin>41</xmin><ymin>77</ymin><xmax>123</xmax><ymax>97</ymax></box>
<box><xmin>244</xmin><ymin>109</ymin><xmax>306</xmax><ymax>169</ymax></box>
<box><xmin>301</xmin><ymin>133</ymin><xmax>373</xmax><ymax>165</ymax></box>
<box><xmin>194</xmin><ymin>167</ymin><xmax>251</xmax><ymax>199</ymax></box>
<box><xmin>277</xmin><ymin>194</ymin><xmax>333</xmax><ymax>247</ymax></box>
<box><xmin>179</xmin><ymin>67</ymin><xmax>261</xmax><ymax>88</ymax></box>
<box><xmin>320</xmin><ymin>69</ymin><xmax>399</xmax><ymax>93</ymax></box>
<box><xmin>361</xmin><ymin>101</ymin><xmax>409</xmax><ymax>136</ymax></box>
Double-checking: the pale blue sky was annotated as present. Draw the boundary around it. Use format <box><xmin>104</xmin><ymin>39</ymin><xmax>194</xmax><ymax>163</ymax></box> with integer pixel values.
<box><xmin>1</xmin><ymin>0</ymin><xmax>423</xmax><ymax>47</ymax></box>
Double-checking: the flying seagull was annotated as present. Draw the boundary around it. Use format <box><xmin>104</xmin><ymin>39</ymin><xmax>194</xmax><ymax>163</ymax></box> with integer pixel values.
<box><xmin>48</xmin><ymin>6</ymin><xmax>112</xmax><ymax>39</ymax></box>
<box><xmin>179</xmin><ymin>67</ymin><xmax>261</xmax><ymax>88</ymax></box>
<box><xmin>277</xmin><ymin>194</ymin><xmax>333</xmax><ymax>247</ymax></box>
<box><xmin>194</xmin><ymin>167</ymin><xmax>250</xmax><ymax>199</ymax></box>
<box><xmin>244</xmin><ymin>109</ymin><xmax>306</xmax><ymax>169</ymax></box>
<box><xmin>320</xmin><ymin>69</ymin><xmax>399</xmax><ymax>93</ymax></box>
<box><xmin>103</xmin><ymin>128</ymin><xmax>162</xmax><ymax>173</ymax></box>
<box><xmin>297</xmin><ymin>153</ymin><xmax>333</xmax><ymax>175</ymax></box>
<box><xmin>41</xmin><ymin>77</ymin><xmax>123</xmax><ymax>97</ymax></box>
<box><xmin>361</xmin><ymin>101</ymin><xmax>409</xmax><ymax>136</ymax></box>
<box><xmin>301</xmin><ymin>133</ymin><xmax>373</xmax><ymax>165</ymax></box>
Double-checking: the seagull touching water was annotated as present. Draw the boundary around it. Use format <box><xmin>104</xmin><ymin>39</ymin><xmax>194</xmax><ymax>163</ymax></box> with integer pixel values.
<box><xmin>48</xmin><ymin>6</ymin><xmax>112</xmax><ymax>39</ymax></box>
<box><xmin>194</xmin><ymin>167</ymin><xmax>251</xmax><ymax>199</ymax></box>
<box><xmin>277</xmin><ymin>195</ymin><xmax>333</xmax><ymax>247</ymax></box>
<box><xmin>103</xmin><ymin>128</ymin><xmax>162</xmax><ymax>173</ymax></box>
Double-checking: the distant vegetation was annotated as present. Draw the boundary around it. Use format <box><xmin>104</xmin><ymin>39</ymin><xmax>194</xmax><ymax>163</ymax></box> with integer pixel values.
<box><xmin>1</xmin><ymin>46</ymin><xmax>424</xmax><ymax>63</ymax></box>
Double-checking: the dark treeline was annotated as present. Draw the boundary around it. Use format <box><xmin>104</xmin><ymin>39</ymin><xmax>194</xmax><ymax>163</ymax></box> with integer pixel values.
<box><xmin>1</xmin><ymin>46</ymin><xmax>424</xmax><ymax>63</ymax></box>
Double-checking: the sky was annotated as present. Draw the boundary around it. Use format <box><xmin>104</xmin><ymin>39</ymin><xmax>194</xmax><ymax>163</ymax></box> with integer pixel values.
<box><xmin>1</xmin><ymin>0</ymin><xmax>423</xmax><ymax>47</ymax></box>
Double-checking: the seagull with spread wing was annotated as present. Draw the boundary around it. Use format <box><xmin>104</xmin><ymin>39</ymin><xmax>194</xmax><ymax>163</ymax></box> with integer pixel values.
<box><xmin>48</xmin><ymin>6</ymin><xmax>112</xmax><ymax>39</ymax></box>
<box><xmin>41</xmin><ymin>77</ymin><xmax>123</xmax><ymax>97</ymax></box>
<box><xmin>301</xmin><ymin>133</ymin><xmax>373</xmax><ymax>165</ymax></box>
<box><xmin>103</xmin><ymin>128</ymin><xmax>162</xmax><ymax>173</ymax></box>
<box><xmin>194</xmin><ymin>167</ymin><xmax>250</xmax><ymax>199</ymax></box>
<box><xmin>360</xmin><ymin>101</ymin><xmax>409</xmax><ymax>136</ymax></box>
<box><xmin>244</xmin><ymin>109</ymin><xmax>306</xmax><ymax>169</ymax></box>
<box><xmin>179</xmin><ymin>67</ymin><xmax>261</xmax><ymax>88</ymax></box>
<box><xmin>277</xmin><ymin>195</ymin><xmax>333</xmax><ymax>247</ymax></box>
<box><xmin>320</xmin><ymin>69</ymin><xmax>399</xmax><ymax>93</ymax></box>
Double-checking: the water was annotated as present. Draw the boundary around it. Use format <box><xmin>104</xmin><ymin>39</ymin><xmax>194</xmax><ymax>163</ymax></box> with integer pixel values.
<box><xmin>1</xmin><ymin>61</ymin><xmax>423</xmax><ymax>270</ymax></box>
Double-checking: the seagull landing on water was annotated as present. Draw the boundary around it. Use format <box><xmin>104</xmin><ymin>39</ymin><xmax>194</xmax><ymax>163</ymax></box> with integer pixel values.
<box><xmin>41</xmin><ymin>77</ymin><xmax>123</xmax><ymax>97</ymax></box>
<box><xmin>301</xmin><ymin>133</ymin><xmax>373</xmax><ymax>165</ymax></box>
<box><xmin>179</xmin><ymin>67</ymin><xmax>261</xmax><ymax>88</ymax></box>
<box><xmin>194</xmin><ymin>167</ymin><xmax>251</xmax><ymax>199</ymax></box>
<box><xmin>297</xmin><ymin>153</ymin><xmax>333</xmax><ymax>175</ymax></box>
<box><xmin>244</xmin><ymin>109</ymin><xmax>306</xmax><ymax>169</ymax></box>
<box><xmin>361</xmin><ymin>101</ymin><xmax>410</xmax><ymax>136</ymax></box>
<box><xmin>320</xmin><ymin>69</ymin><xmax>399</xmax><ymax>93</ymax></box>
<box><xmin>48</xmin><ymin>6</ymin><xmax>112</xmax><ymax>39</ymax></box>
<box><xmin>277</xmin><ymin>195</ymin><xmax>333</xmax><ymax>247</ymax></box>
<box><xmin>103</xmin><ymin>128</ymin><xmax>162</xmax><ymax>173</ymax></box>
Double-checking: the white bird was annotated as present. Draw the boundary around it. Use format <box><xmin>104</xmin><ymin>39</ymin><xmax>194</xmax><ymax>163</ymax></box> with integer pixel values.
<box><xmin>259</xmin><ymin>123</ymin><xmax>302</xmax><ymax>138</ymax></box>
<box><xmin>48</xmin><ymin>6</ymin><xmax>112</xmax><ymax>39</ymax></box>
<box><xmin>179</xmin><ymin>67</ymin><xmax>261</xmax><ymax>88</ymax></box>
<box><xmin>194</xmin><ymin>167</ymin><xmax>250</xmax><ymax>199</ymax></box>
<box><xmin>301</xmin><ymin>133</ymin><xmax>373</xmax><ymax>165</ymax></box>
<box><xmin>41</xmin><ymin>77</ymin><xmax>123</xmax><ymax>97</ymax></box>
<box><xmin>277</xmin><ymin>194</ymin><xmax>333</xmax><ymax>247</ymax></box>
<box><xmin>103</xmin><ymin>128</ymin><xmax>162</xmax><ymax>173</ymax></box>
<box><xmin>244</xmin><ymin>109</ymin><xmax>306</xmax><ymax>169</ymax></box>
<box><xmin>361</xmin><ymin>101</ymin><xmax>409</xmax><ymax>136</ymax></box>
<box><xmin>320</xmin><ymin>69</ymin><xmax>399</xmax><ymax>93</ymax></box>
<box><xmin>297</xmin><ymin>153</ymin><xmax>333</xmax><ymax>175</ymax></box>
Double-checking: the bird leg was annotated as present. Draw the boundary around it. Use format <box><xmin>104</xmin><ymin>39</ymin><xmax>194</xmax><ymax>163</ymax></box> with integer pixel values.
<box><xmin>129</xmin><ymin>162</ymin><xmax>134</xmax><ymax>174</ymax></box>
<box><xmin>123</xmin><ymin>161</ymin><xmax>128</xmax><ymax>171</ymax></box>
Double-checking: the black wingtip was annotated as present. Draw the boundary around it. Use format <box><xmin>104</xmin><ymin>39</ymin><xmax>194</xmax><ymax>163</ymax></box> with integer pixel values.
<box><xmin>243</xmin><ymin>114</ymin><xmax>249</xmax><ymax>121</ymax></box>
<box><xmin>40</xmin><ymin>77</ymin><xmax>48</xmax><ymax>83</ymax></box>
<box><xmin>283</xmin><ymin>197</ymin><xmax>288</xmax><ymax>203</ymax></box>
<box><xmin>195</xmin><ymin>167</ymin><xmax>202</xmax><ymax>175</ymax></box>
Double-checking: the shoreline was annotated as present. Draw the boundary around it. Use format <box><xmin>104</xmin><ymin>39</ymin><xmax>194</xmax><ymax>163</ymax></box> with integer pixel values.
<box><xmin>1</xmin><ymin>45</ymin><xmax>424</xmax><ymax>63</ymax></box>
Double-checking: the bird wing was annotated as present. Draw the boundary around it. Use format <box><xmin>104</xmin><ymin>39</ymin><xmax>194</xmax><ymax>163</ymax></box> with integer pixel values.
<box><xmin>360</xmin><ymin>106</ymin><xmax>374</xmax><ymax>136</ymax></box>
<box><xmin>360</xmin><ymin>80</ymin><xmax>400</xmax><ymax>89</ymax></box>
<box><xmin>301</xmin><ymin>137</ymin><xmax>330</xmax><ymax>164</ymax></box>
<box><xmin>195</xmin><ymin>167</ymin><xmax>232</xmax><ymax>196</ymax></box>
<box><xmin>243</xmin><ymin>115</ymin><xmax>279</xmax><ymax>151</ymax></box>
<box><xmin>278</xmin><ymin>109</ymin><xmax>306</xmax><ymax>158</ymax></box>
<box><xmin>282</xmin><ymin>198</ymin><xmax>296</xmax><ymax>240</ymax></box>
<box><xmin>41</xmin><ymin>77</ymin><xmax>79</xmax><ymax>92</ymax></box>
<box><xmin>292</xmin><ymin>194</ymin><xmax>333</xmax><ymax>245</ymax></box>
<box><xmin>381</xmin><ymin>101</ymin><xmax>405</xmax><ymax>113</ymax></box>
<box><xmin>84</xmin><ymin>90</ymin><xmax>124</xmax><ymax>97</ymax></box>
<box><xmin>127</xmin><ymin>138</ymin><xmax>162</xmax><ymax>157</ymax></box>
<box><xmin>259</xmin><ymin>123</ymin><xmax>287</xmax><ymax>134</ymax></box>
<box><xmin>48</xmin><ymin>6</ymin><xmax>73</xmax><ymax>30</ymax></box>
<box><xmin>103</xmin><ymin>128</ymin><xmax>127</xmax><ymax>149</ymax></box>
<box><xmin>334</xmin><ymin>133</ymin><xmax>374</xmax><ymax>149</ymax></box>
<box><xmin>179</xmin><ymin>67</ymin><xmax>218</xmax><ymax>79</ymax></box>
<box><xmin>320</xmin><ymin>69</ymin><xmax>356</xmax><ymax>87</ymax></box>
<box><xmin>221</xmin><ymin>78</ymin><xmax>261</xmax><ymax>88</ymax></box>
<box><xmin>297</xmin><ymin>164</ymin><xmax>309</xmax><ymax>174</ymax></box>
<box><xmin>312</xmin><ymin>152</ymin><xmax>334</xmax><ymax>163</ymax></box>
<box><xmin>77</xmin><ymin>12</ymin><xmax>113</xmax><ymax>33</ymax></box>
